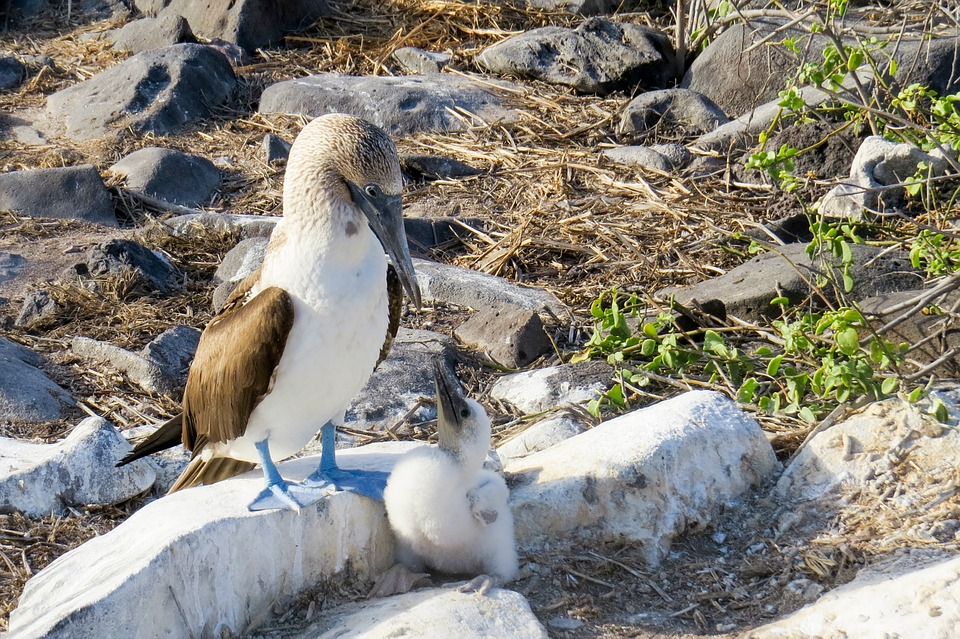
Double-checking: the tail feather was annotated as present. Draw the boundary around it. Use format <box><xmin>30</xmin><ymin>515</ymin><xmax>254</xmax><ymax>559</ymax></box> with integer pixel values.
<box><xmin>117</xmin><ymin>414</ymin><xmax>184</xmax><ymax>467</ymax></box>
<box><xmin>168</xmin><ymin>455</ymin><xmax>257</xmax><ymax>494</ymax></box>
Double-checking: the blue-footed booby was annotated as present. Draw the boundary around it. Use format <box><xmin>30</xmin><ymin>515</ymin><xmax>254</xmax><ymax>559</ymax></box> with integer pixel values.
<box><xmin>118</xmin><ymin>113</ymin><xmax>421</xmax><ymax>511</ymax></box>
<box><xmin>376</xmin><ymin>360</ymin><xmax>518</xmax><ymax>596</ymax></box>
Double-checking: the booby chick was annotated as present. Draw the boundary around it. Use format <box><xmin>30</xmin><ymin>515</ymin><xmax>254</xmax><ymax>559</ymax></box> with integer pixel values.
<box><xmin>118</xmin><ymin>114</ymin><xmax>421</xmax><ymax>511</ymax></box>
<box><xmin>379</xmin><ymin>360</ymin><xmax>518</xmax><ymax>596</ymax></box>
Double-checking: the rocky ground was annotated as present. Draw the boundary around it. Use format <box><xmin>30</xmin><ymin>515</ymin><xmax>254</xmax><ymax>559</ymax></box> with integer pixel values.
<box><xmin>1</xmin><ymin>0</ymin><xmax>959</xmax><ymax>637</ymax></box>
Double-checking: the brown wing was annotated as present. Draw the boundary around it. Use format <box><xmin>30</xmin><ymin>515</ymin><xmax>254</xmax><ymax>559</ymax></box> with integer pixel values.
<box><xmin>180</xmin><ymin>282</ymin><xmax>295</xmax><ymax>453</ymax></box>
<box><xmin>376</xmin><ymin>263</ymin><xmax>403</xmax><ymax>368</ymax></box>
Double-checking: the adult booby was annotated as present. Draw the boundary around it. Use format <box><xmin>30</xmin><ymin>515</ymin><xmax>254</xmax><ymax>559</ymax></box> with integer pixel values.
<box><xmin>379</xmin><ymin>360</ymin><xmax>518</xmax><ymax>595</ymax></box>
<box><xmin>118</xmin><ymin>113</ymin><xmax>421</xmax><ymax>511</ymax></box>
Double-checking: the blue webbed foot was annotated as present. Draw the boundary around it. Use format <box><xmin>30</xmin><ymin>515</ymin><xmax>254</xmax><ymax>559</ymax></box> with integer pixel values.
<box><xmin>300</xmin><ymin>420</ymin><xmax>388</xmax><ymax>501</ymax></box>
<box><xmin>302</xmin><ymin>466</ymin><xmax>390</xmax><ymax>502</ymax></box>
<box><xmin>248</xmin><ymin>480</ymin><xmax>331</xmax><ymax>512</ymax></box>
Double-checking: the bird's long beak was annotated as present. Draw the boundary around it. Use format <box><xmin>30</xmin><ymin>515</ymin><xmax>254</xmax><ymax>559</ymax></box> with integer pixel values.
<box><xmin>433</xmin><ymin>358</ymin><xmax>468</xmax><ymax>448</ymax></box>
<box><xmin>346</xmin><ymin>182</ymin><xmax>422</xmax><ymax>309</ymax></box>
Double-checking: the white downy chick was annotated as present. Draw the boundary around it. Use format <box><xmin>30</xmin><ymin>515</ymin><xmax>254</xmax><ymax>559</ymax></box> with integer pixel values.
<box><xmin>382</xmin><ymin>360</ymin><xmax>518</xmax><ymax>593</ymax></box>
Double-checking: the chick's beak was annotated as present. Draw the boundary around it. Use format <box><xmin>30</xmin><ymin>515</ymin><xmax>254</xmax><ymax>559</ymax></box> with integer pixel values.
<box><xmin>433</xmin><ymin>359</ymin><xmax>468</xmax><ymax>444</ymax></box>
<box><xmin>347</xmin><ymin>181</ymin><xmax>422</xmax><ymax>309</ymax></box>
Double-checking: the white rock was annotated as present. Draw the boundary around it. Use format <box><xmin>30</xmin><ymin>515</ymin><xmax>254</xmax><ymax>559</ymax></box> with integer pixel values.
<box><xmin>72</xmin><ymin>336</ymin><xmax>178</xmax><ymax>396</ymax></box>
<box><xmin>507</xmin><ymin>391</ymin><xmax>777</xmax><ymax>563</ymax></box>
<box><xmin>0</xmin><ymin>416</ymin><xmax>155</xmax><ymax>517</ymax></box>
<box><xmin>497</xmin><ymin>413</ymin><xmax>588</xmax><ymax>469</ymax></box>
<box><xmin>748</xmin><ymin>550</ymin><xmax>960</xmax><ymax>639</ymax></box>
<box><xmin>9</xmin><ymin>443</ymin><xmax>415</xmax><ymax>639</ymax></box>
<box><xmin>268</xmin><ymin>587</ymin><xmax>548</xmax><ymax>639</ymax></box>
<box><xmin>120</xmin><ymin>424</ymin><xmax>190</xmax><ymax>492</ymax></box>
<box><xmin>775</xmin><ymin>397</ymin><xmax>958</xmax><ymax>502</ymax></box>
<box><xmin>490</xmin><ymin>361</ymin><xmax>612</xmax><ymax>414</ymax></box>
<box><xmin>0</xmin><ymin>337</ymin><xmax>75</xmax><ymax>423</ymax></box>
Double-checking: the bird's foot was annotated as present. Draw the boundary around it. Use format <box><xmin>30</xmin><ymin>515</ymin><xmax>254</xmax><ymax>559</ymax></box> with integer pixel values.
<box><xmin>368</xmin><ymin>563</ymin><xmax>432</xmax><ymax>599</ymax></box>
<box><xmin>303</xmin><ymin>466</ymin><xmax>390</xmax><ymax>502</ymax></box>
<box><xmin>247</xmin><ymin>480</ymin><xmax>333</xmax><ymax>512</ymax></box>
<box><xmin>454</xmin><ymin>574</ymin><xmax>496</xmax><ymax>596</ymax></box>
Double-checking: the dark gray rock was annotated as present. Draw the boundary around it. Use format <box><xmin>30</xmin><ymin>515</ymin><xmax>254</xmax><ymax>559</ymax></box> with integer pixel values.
<box><xmin>524</xmin><ymin>0</ymin><xmax>631</xmax><ymax>15</ymax></box>
<box><xmin>860</xmin><ymin>288</ymin><xmax>960</xmax><ymax>377</ymax></box>
<box><xmin>15</xmin><ymin>290</ymin><xmax>59</xmax><ymax>327</ymax></box>
<box><xmin>0</xmin><ymin>57</ymin><xmax>26</xmax><ymax>90</ymax></box>
<box><xmin>650</xmin><ymin>143</ymin><xmax>693</xmax><ymax>169</ymax></box>
<box><xmin>477</xmin><ymin>18</ymin><xmax>673</xmax><ymax>95</ymax></box>
<box><xmin>455</xmin><ymin>306</ymin><xmax>553</xmax><ymax>368</ymax></box>
<box><xmin>108</xmin><ymin>14</ymin><xmax>196</xmax><ymax>53</ymax></box>
<box><xmin>0</xmin><ymin>416</ymin><xmax>155</xmax><ymax>517</ymax></box>
<box><xmin>403</xmin><ymin>217</ymin><xmax>480</xmax><ymax>254</ymax></box>
<box><xmin>259</xmin><ymin>73</ymin><xmax>520</xmax><ymax>136</ymax></box>
<box><xmin>0</xmin><ymin>253</ymin><xmax>26</xmax><ymax>287</ymax></box>
<box><xmin>137</xmin><ymin>0</ymin><xmax>330</xmax><ymax>53</ymax></box>
<box><xmin>684</xmin><ymin>21</ymin><xmax>960</xmax><ymax>119</ymax></box>
<box><xmin>658</xmin><ymin>243</ymin><xmax>925</xmax><ymax>321</ymax></box>
<box><xmin>414</xmin><ymin>258</ymin><xmax>568</xmax><ymax>318</ymax></box>
<box><xmin>0</xmin><ymin>165</ymin><xmax>116</xmax><ymax>226</ymax></box>
<box><xmin>46</xmin><ymin>44</ymin><xmax>236</xmax><ymax>141</ymax></box>
<box><xmin>84</xmin><ymin>239</ymin><xmax>181</xmax><ymax>295</ymax></box>
<box><xmin>337</xmin><ymin>328</ymin><xmax>458</xmax><ymax>434</ymax></box>
<box><xmin>262</xmin><ymin>133</ymin><xmax>292</xmax><ymax>165</ymax></box>
<box><xmin>20</xmin><ymin>54</ymin><xmax>55</xmax><ymax>70</ymax></box>
<box><xmin>0</xmin><ymin>337</ymin><xmax>75</xmax><ymax>423</ymax></box>
<box><xmin>140</xmin><ymin>325</ymin><xmax>201</xmax><ymax>387</ymax></box>
<box><xmin>491</xmin><ymin>360</ymin><xmax>613</xmax><ymax>413</ymax></box>
<box><xmin>400</xmin><ymin>154</ymin><xmax>482</xmax><ymax>181</ymax></box>
<box><xmin>617</xmin><ymin>88</ymin><xmax>728</xmax><ymax>139</ymax></box>
<box><xmin>392</xmin><ymin>47</ymin><xmax>451</xmax><ymax>74</ymax></box>
<box><xmin>72</xmin><ymin>337</ymin><xmax>179</xmax><ymax>396</ymax></box>
<box><xmin>603</xmin><ymin>146</ymin><xmax>672</xmax><ymax>172</ymax></box>
<box><xmin>110</xmin><ymin>147</ymin><xmax>221</xmax><ymax>207</ymax></box>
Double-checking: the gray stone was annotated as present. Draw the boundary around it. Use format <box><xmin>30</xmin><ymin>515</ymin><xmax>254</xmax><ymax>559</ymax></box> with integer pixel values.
<box><xmin>400</xmin><ymin>154</ymin><xmax>482</xmax><ymax>181</ymax></box>
<box><xmin>0</xmin><ymin>56</ymin><xmax>26</xmax><ymax>90</ymax></box>
<box><xmin>693</xmin><ymin>71</ymin><xmax>875</xmax><ymax>152</ymax></box>
<box><xmin>0</xmin><ymin>416</ymin><xmax>154</xmax><ymax>517</ymax></box>
<box><xmin>110</xmin><ymin>147</ymin><xmax>221</xmax><ymax>207</ymax></box>
<box><xmin>45</xmin><ymin>44</ymin><xmax>236</xmax><ymax>140</ymax></box>
<box><xmin>618</xmin><ymin>88</ymin><xmax>728</xmax><ymax>139</ymax></box>
<box><xmin>0</xmin><ymin>253</ymin><xmax>26</xmax><ymax>286</ymax></box>
<box><xmin>259</xmin><ymin>73</ymin><xmax>520</xmax><ymax>136</ymax></box>
<box><xmin>392</xmin><ymin>47</ymin><xmax>451</xmax><ymax>74</ymax></box>
<box><xmin>0</xmin><ymin>165</ymin><xmax>116</xmax><ymax>226</ymax></box>
<box><xmin>83</xmin><ymin>239</ymin><xmax>181</xmax><ymax>295</ymax></box>
<box><xmin>859</xmin><ymin>288</ymin><xmax>960</xmax><ymax>376</ymax></box>
<box><xmin>72</xmin><ymin>336</ymin><xmax>180</xmax><ymax>396</ymax></box>
<box><xmin>477</xmin><ymin>18</ymin><xmax>673</xmax><ymax>95</ymax></box>
<box><xmin>524</xmin><ymin>0</ymin><xmax>628</xmax><ymax>14</ymax></box>
<box><xmin>684</xmin><ymin>20</ymin><xmax>960</xmax><ymax>119</ymax></box>
<box><xmin>262</xmin><ymin>133</ymin><xmax>292</xmax><ymax>164</ymax></box>
<box><xmin>603</xmin><ymin>146</ymin><xmax>672</xmax><ymax>172</ymax></box>
<box><xmin>491</xmin><ymin>360</ymin><xmax>612</xmax><ymax>414</ymax></box>
<box><xmin>497</xmin><ymin>412</ymin><xmax>589</xmax><ymax>468</ymax></box>
<box><xmin>163</xmin><ymin>212</ymin><xmax>278</xmax><ymax>239</ymax></box>
<box><xmin>0</xmin><ymin>337</ymin><xmax>74</xmax><ymax>423</ymax></box>
<box><xmin>108</xmin><ymin>14</ymin><xmax>195</xmax><ymax>53</ymax></box>
<box><xmin>820</xmin><ymin>136</ymin><xmax>951</xmax><ymax>218</ymax></box>
<box><xmin>0</xmin><ymin>114</ymin><xmax>48</xmax><ymax>145</ymax></box>
<box><xmin>403</xmin><ymin>217</ymin><xmax>480</xmax><ymax>253</ymax></box>
<box><xmin>748</xmin><ymin>551</ymin><xmax>960</xmax><ymax>639</ymax></box>
<box><xmin>120</xmin><ymin>423</ymin><xmax>189</xmax><ymax>492</ymax></box>
<box><xmin>265</xmin><ymin>588</ymin><xmax>548</xmax><ymax>639</ymax></box>
<box><xmin>455</xmin><ymin>306</ymin><xmax>552</xmax><ymax>368</ymax></box>
<box><xmin>509</xmin><ymin>391</ymin><xmax>778</xmax><ymax>562</ymax></box>
<box><xmin>140</xmin><ymin>325</ymin><xmax>201</xmax><ymax>387</ymax></box>
<box><xmin>15</xmin><ymin>290</ymin><xmax>60</xmax><ymax>327</ymax></box>
<box><xmin>214</xmin><ymin>236</ymin><xmax>269</xmax><ymax>284</ymax></box>
<box><xmin>414</xmin><ymin>258</ymin><xmax>568</xmax><ymax>318</ymax></box>
<box><xmin>8</xmin><ymin>445</ymin><xmax>406</xmax><ymax>638</ymax></box>
<box><xmin>658</xmin><ymin>243</ymin><xmax>924</xmax><ymax>321</ymax></box>
<box><xmin>650</xmin><ymin>143</ymin><xmax>693</xmax><ymax>169</ymax></box>
<box><xmin>138</xmin><ymin>0</ymin><xmax>330</xmax><ymax>53</ymax></box>
<box><xmin>337</xmin><ymin>329</ymin><xmax>457</xmax><ymax>435</ymax></box>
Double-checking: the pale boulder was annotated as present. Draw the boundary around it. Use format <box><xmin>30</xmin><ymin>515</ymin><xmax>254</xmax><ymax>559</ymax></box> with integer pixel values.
<box><xmin>508</xmin><ymin>390</ymin><xmax>778</xmax><ymax>563</ymax></box>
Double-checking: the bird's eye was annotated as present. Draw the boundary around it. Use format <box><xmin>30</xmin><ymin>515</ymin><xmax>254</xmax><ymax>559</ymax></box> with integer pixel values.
<box><xmin>364</xmin><ymin>184</ymin><xmax>380</xmax><ymax>198</ymax></box>
<box><xmin>460</xmin><ymin>408</ymin><xmax>470</xmax><ymax>419</ymax></box>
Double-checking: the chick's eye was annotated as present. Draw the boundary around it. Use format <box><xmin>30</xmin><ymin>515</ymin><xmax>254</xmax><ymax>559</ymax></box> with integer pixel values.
<box><xmin>364</xmin><ymin>184</ymin><xmax>380</xmax><ymax>198</ymax></box>
<box><xmin>460</xmin><ymin>408</ymin><xmax>470</xmax><ymax>419</ymax></box>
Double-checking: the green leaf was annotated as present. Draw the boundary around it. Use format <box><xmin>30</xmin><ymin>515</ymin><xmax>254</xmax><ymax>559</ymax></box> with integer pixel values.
<box><xmin>932</xmin><ymin>398</ymin><xmax>950</xmax><ymax>423</ymax></box>
<box><xmin>767</xmin><ymin>354</ymin><xmax>783</xmax><ymax>377</ymax></box>
<box><xmin>586</xmin><ymin>397</ymin><xmax>602</xmax><ymax>418</ymax></box>
<box><xmin>836</xmin><ymin>327</ymin><xmax>860</xmax><ymax>355</ymax></box>
<box><xmin>881</xmin><ymin>377</ymin><xmax>898</xmax><ymax>395</ymax></box>
<box><xmin>641</xmin><ymin>338</ymin><xmax>657</xmax><ymax>356</ymax></box>
<box><xmin>798</xmin><ymin>406</ymin><xmax>817</xmax><ymax>423</ymax></box>
<box><xmin>770</xmin><ymin>296</ymin><xmax>790</xmax><ymax>306</ymax></box>
<box><xmin>738</xmin><ymin>377</ymin><xmax>759</xmax><ymax>403</ymax></box>
<box><xmin>842</xmin><ymin>271</ymin><xmax>855</xmax><ymax>293</ymax></box>
<box><xmin>703</xmin><ymin>330</ymin><xmax>726</xmax><ymax>356</ymax></box>
<box><xmin>642</xmin><ymin>323</ymin><xmax>658</xmax><ymax>338</ymax></box>
<box><xmin>908</xmin><ymin>386</ymin><xmax>924</xmax><ymax>403</ymax></box>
